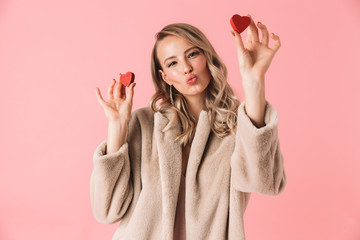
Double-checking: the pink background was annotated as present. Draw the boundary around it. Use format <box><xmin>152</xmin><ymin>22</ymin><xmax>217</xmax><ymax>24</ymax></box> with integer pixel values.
<box><xmin>1</xmin><ymin>0</ymin><xmax>359</xmax><ymax>239</ymax></box>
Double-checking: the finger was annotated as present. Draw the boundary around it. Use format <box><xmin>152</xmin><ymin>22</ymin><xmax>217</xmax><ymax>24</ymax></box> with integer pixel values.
<box><xmin>120</xmin><ymin>83</ymin><xmax>126</xmax><ymax>99</ymax></box>
<box><xmin>257</xmin><ymin>21</ymin><xmax>269</xmax><ymax>46</ymax></box>
<box><xmin>270</xmin><ymin>32</ymin><xmax>281</xmax><ymax>53</ymax></box>
<box><xmin>117</xmin><ymin>73</ymin><xmax>126</xmax><ymax>99</ymax></box>
<box><xmin>107</xmin><ymin>79</ymin><xmax>116</xmax><ymax>100</ymax></box>
<box><xmin>95</xmin><ymin>87</ymin><xmax>106</xmax><ymax>106</ymax></box>
<box><xmin>246</xmin><ymin>14</ymin><xmax>259</xmax><ymax>44</ymax></box>
<box><xmin>114</xmin><ymin>78</ymin><xmax>121</xmax><ymax>99</ymax></box>
<box><xmin>126</xmin><ymin>82</ymin><xmax>136</xmax><ymax>103</ymax></box>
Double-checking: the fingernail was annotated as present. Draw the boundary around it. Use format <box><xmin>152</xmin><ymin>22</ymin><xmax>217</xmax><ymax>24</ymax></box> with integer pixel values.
<box><xmin>230</xmin><ymin>30</ymin><xmax>235</xmax><ymax>36</ymax></box>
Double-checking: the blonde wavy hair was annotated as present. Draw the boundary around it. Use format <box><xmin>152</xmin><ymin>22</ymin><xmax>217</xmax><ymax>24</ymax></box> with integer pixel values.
<box><xmin>149</xmin><ymin>23</ymin><xmax>240</xmax><ymax>146</ymax></box>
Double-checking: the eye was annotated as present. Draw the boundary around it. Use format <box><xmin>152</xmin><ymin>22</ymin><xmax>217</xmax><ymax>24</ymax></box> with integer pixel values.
<box><xmin>189</xmin><ymin>51</ymin><xmax>199</xmax><ymax>58</ymax></box>
<box><xmin>168</xmin><ymin>61</ymin><xmax>176</xmax><ymax>67</ymax></box>
<box><xmin>167</xmin><ymin>51</ymin><xmax>199</xmax><ymax>68</ymax></box>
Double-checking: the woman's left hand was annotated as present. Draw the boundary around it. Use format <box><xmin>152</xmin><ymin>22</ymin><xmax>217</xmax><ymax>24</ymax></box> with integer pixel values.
<box><xmin>231</xmin><ymin>14</ymin><xmax>281</xmax><ymax>128</ymax></box>
<box><xmin>231</xmin><ymin>14</ymin><xmax>281</xmax><ymax>85</ymax></box>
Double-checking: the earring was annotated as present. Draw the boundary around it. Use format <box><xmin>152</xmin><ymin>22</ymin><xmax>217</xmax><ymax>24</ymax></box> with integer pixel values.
<box><xmin>170</xmin><ymin>84</ymin><xmax>174</xmax><ymax>105</ymax></box>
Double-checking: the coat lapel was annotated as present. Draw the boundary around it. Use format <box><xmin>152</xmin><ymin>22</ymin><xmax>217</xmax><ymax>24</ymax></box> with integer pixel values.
<box><xmin>154</xmin><ymin>109</ymin><xmax>211</xmax><ymax>240</ymax></box>
<box><xmin>154</xmin><ymin>110</ymin><xmax>182</xmax><ymax>240</ymax></box>
<box><xmin>186</xmin><ymin>110</ymin><xmax>211</xmax><ymax>179</ymax></box>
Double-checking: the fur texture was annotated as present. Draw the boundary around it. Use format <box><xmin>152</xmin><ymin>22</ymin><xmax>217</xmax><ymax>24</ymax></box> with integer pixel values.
<box><xmin>90</xmin><ymin>100</ymin><xmax>287</xmax><ymax>240</ymax></box>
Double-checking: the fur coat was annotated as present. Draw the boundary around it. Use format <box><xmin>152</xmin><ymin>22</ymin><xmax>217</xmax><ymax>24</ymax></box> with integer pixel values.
<box><xmin>90</xmin><ymin>100</ymin><xmax>287</xmax><ymax>240</ymax></box>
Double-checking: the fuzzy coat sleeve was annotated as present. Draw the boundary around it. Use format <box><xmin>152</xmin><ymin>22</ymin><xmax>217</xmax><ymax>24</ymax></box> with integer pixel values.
<box><xmin>90</xmin><ymin>111</ymin><xmax>142</xmax><ymax>224</ymax></box>
<box><xmin>230</xmin><ymin>100</ymin><xmax>287</xmax><ymax>196</ymax></box>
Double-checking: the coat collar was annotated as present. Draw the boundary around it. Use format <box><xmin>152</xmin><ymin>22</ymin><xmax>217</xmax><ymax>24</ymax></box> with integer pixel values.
<box><xmin>153</xmin><ymin>109</ymin><xmax>211</xmax><ymax>239</ymax></box>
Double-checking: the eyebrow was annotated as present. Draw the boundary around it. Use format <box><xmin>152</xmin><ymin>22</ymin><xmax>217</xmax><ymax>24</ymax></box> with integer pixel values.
<box><xmin>163</xmin><ymin>46</ymin><xmax>199</xmax><ymax>64</ymax></box>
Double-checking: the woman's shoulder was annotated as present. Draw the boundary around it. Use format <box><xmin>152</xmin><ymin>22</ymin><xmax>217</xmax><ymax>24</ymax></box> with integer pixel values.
<box><xmin>130</xmin><ymin>106</ymin><xmax>156</xmax><ymax>126</ymax></box>
<box><xmin>130</xmin><ymin>106</ymin><xmax>177</xmax><ymax>132</ymax></box>
<box><xmin>132</xmin><ymin>106</ymin><xmax>155</xmax><ymax>116</ymax></box>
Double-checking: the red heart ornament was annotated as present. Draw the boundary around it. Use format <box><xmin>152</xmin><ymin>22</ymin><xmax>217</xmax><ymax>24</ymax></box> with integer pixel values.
<box><xmin>230</xmin><ymin>14</ymin><xmax>251</xmax><ymax>34</ymax></box>
<box><xmin>120</xmin><ymin>71</ymin><xmax>135</xmax><ymax>87</ymax></box>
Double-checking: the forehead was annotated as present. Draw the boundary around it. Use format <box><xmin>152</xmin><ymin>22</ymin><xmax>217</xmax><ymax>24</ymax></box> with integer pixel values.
<box><xmin>157</xmin><ymin>35</ymin><xmax>194</xmax><ymax>59</ymax></box>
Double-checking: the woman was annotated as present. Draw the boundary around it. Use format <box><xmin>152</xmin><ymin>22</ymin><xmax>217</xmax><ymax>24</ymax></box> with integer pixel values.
<box><xmin>91</xmin><ymin>14</ymin><xmax>286</xmax><ymax>240</ymax></box>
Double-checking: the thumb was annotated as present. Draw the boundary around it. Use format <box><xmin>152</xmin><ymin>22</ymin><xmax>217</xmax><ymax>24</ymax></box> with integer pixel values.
<box><xmin>232</xmin><ymin>30</ymin><xmax>246</xmax><ymax>56</ymax></box>
<box><xmin>95</xmin><ymin>87</ymin><xmax>105</xmax><ymax>107</ymax></box>
<box><xmin>232</xmin><ymin>30</ymin><xmax>250</xmax><ymax>70</ymax></box>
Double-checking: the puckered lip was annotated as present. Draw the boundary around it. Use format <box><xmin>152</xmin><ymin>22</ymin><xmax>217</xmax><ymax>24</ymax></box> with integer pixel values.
<box><xmin>185</xmin><ymin>74</ymin><xmax>197</xmax><ymax>82</ymax></box>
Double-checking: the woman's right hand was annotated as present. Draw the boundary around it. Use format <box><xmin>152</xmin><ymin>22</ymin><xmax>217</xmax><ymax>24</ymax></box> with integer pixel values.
<box><xmin>95</xmin><ymin>75</ymin><xmax>136</xmax><ymax>123</ymax></box>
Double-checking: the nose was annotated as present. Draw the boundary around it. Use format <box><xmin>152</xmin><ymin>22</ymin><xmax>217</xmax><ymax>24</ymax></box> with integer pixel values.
<box><xmin>183</xmin><ymin>60</ymin><xmax>193</xmax><ymax>74</ymax></box>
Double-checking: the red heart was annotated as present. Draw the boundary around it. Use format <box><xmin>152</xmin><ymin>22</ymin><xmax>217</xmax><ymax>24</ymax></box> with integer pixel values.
<box><xmin>230</xmin><ymin>14</ymin><xmax>251</xmax><ymax>34</ymax></box>
<box><xmin>120</xmin><ymin>71</ymin><xmax>135</xmax><ymax>87</ymax></box>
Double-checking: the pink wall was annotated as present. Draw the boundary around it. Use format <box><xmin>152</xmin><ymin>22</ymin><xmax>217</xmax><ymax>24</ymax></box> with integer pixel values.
<box><xmin>1</xmin><ymin>0</ymin><xmax>359</xmax><ymax>239</ymax></box>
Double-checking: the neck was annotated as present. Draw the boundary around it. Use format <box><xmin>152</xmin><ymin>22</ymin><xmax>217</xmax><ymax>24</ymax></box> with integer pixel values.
<box><xmin>184</xmin><ymin>92</ymin><xmax>206</xmax><ymax>122</ymax></box>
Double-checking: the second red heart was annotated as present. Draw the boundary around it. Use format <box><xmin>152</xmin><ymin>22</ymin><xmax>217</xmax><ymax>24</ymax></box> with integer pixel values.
<box><xmin>120</xmin><ymin>71</ymin><xmax>135</xmax><ymax>87</ymax></box>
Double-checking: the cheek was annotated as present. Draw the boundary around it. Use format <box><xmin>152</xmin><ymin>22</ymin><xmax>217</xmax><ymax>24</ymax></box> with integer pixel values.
<box><xmin>199</xmin><ymin>62</ymin><xmax>211</xmax><ymax>79</ymax></box>
<box><xmin>198</xmin><ymin>57</ymin><xmax>209</xmax><ymax>71</ymax></box>
<box><xmin>169</xmin><ymin>70</ymin><xmax>182</xmax><ymax>79</ymax></box>
<box><xmin>165</xmin><ymin>70</ymin><xmax>183</xmax><ymax>83</ymax></box>
<box><xmin>164</xmin><ymin>68</ymin><xmax>178</xmax><ymax>76</ymax></box>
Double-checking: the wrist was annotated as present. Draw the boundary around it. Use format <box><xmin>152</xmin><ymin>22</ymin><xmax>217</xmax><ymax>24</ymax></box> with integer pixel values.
<box><xmin>108</xmin><ymin>118</ymin><xmax>129</xmax><ymax>126</ymax></box>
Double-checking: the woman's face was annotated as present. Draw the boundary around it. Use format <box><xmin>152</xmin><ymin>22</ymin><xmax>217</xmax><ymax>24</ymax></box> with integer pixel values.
<box><xmin>157</xmin><ymin>35</ymin><xmax>211</xmax><ymax>100</ymax></box>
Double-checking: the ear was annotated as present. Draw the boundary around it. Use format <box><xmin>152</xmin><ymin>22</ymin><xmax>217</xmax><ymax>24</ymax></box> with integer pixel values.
<box><xmin>158</xmin><ymin>69</ymin><xmax>170</xmax><ymax>85</ymax></box>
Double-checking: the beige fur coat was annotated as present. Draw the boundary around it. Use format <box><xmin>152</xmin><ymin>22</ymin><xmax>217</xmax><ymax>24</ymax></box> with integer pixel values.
<box><xmin>90</xmin><ymin>100</ymin><xmax>287</xmax><ymax>240</ymax></box>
